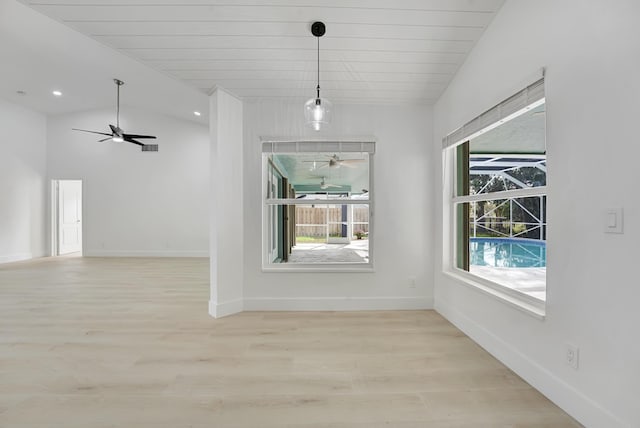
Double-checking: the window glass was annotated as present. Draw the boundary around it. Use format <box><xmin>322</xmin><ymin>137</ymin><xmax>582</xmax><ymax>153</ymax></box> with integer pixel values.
<box><xmin>264</xmin><ymin>152</ymin><xmax>372</xmax><ymax>267</ymax></box>
<box><xmin>452</xmin><ymin>100</ymin><xmax>547</xmax><ymax>301</ymax></box>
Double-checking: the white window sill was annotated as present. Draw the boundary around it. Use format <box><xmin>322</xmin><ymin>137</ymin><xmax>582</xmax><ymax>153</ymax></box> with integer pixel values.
<box><xmin>262</xmin><ymin>263</ymin><xmax>374</xmax><ymax>273</ymax></box>
<box><xmin>443</xmin><ymin>269</ymin><xmax>546</xmax><ymax>320</ymax></box>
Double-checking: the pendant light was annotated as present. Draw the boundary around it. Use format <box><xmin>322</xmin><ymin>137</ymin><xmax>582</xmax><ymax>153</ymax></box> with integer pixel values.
<box><xmin>304</xmin><ymin>21</ymin><xmax>332</xmax><ymax>131</ymax></box>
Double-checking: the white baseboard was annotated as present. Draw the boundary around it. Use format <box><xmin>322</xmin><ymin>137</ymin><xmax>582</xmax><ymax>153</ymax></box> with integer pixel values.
<box><xmin>435</xmin><ymin>300</ymin><xmax>626</xmax><ymax>428</ymax></box>
<box><xmin>244</xmin><ymin>296</ymin><xmax>433</xmax><ymax>311</ymax></box>
<box><xmin>0</xmin><ymin>253</ymin><xmax>33</xmax><ymax>264</ymax></box>
<box><xmin>209</xmin><ymin>299</ymin><xmax>244</xmax><ymax>318</ymax></box>
<box><xmin>84</xmin><ymin>250</ymin><xmax>208</xmax><ymax>257</ymax></box>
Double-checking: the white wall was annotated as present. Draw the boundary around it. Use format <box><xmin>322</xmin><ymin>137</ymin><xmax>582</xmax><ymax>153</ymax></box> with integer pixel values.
<box><xmin>433</xmin><ymin>1</ymin><xmax>639</xmax><ymax>426</ymax></box>
<box><xmin>47</xmin><ymin>107</ymin><xmax>209</xmax><ymax>256</ymax></box>
<box><xmin>209</xmin><ymin>88</ymin><xmax>244</xmax><ymax>317</ymax></box>
<box><xmin>0</xmin><ymin>99</ymin><xmax>47</xmax><ymax>263</ymax></box>
<box><xmin>243</xmin><ymin>101</ymin><xmax>433</xmax><ymax>310</ymax></box>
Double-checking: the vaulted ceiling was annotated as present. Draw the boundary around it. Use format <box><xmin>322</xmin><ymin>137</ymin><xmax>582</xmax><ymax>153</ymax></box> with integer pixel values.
<box><xmin>21</xmin><ymin>0</ymin><xmax>505</xmax><ymax>106</ymax></box>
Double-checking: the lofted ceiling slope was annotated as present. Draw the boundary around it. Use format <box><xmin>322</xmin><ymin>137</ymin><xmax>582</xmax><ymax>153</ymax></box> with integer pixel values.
<box><xmin>1</xmin><ymin>0</ymin><xmax>209</xmax><ymax>122</ymax></box>
<box><xmin>21</xmin><ymin>0</ymin><xmax>505</xmax><ymax>106</ymax></box>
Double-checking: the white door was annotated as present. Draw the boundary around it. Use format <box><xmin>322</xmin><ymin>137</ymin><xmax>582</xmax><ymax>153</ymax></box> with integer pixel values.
<box><xmin>58</xmin><ymin>180</ymin><xmax>82</xmax><ymax>255</ymax></box>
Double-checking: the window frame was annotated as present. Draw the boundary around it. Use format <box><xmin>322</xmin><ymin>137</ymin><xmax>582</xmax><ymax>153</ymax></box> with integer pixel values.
<box><xmin>450</xmin><ymin>147</ymin><xmax>547</xmax><ymax>306</ymax></box>
<box><xmin>261</xmin><ymin>140</ymin><xmax>375</xmax><ymax>272</ymax></box>
<box><xmin>442</xmin><ymin>81</ymin><xmax>547</xmax><ymax>317</ymax></box>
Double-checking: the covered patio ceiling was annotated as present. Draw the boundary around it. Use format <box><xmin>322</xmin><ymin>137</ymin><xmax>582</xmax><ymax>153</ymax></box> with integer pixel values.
<box><xmin>272</xmin><ymin>152</ymin><xmax>369</xmax><ymax>193</ymax></box>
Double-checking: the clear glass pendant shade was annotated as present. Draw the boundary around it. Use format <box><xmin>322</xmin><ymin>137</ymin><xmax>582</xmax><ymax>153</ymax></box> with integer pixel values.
<box><xmin>304</xmin><ymin>97</ymin><xmax>332</xmax><ymax>131</ymax></box>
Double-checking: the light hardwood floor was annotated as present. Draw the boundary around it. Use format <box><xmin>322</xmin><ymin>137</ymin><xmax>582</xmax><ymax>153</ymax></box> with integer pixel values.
<box><xmin>0</xmin><ymin>257</ymin><xmax>580</xmax><ymax>427</ymax></box>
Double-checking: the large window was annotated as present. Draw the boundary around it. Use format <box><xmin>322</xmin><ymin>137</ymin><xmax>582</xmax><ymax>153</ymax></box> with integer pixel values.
<box><xmin>262</xmin><ymin>141</ymin><xmax>374</xmax><ymax>270</ymax></box>
<box><xmin>444</xmin><ymin>79</ymin><xmax>547</xmax><ymax>307</ymax></box>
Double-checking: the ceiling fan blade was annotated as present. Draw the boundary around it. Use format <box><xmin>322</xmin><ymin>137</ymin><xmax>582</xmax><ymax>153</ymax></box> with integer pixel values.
<box><xmin>123</xmin><ymin>133</ymin><xmax>156</xmax><ymax>139</ymax></box>
<box><xmin>97</xmin><ymin>137</ymin><xmax>112</xmax><ymax>142</ymax></box>
<box><xmin>72</xmin><ymin>128</ymin><xmax>112</xmax><ymax>136</ymax></box>
<box><xmin>326</xmin><ymin>183</ymin><xmax>342</xmax><ymax>188</ymax></box>
<box><xmin>338</xmin><ymin>159</ymin><xmax>365</xmax><ymax>168</ymax></box>
<box><xmin>123</xmin><ymin>137</ymin><xmax>144</xmax><ymax>146</ymax></box>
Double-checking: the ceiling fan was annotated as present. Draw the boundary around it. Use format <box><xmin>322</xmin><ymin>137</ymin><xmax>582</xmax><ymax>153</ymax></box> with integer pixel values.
<box><xmin>319</xmin><ymin>176</ymin><xmax>342</xmax><ymax>190</ymax></box>
<box><xmin>72</xmin><ymin>79</ymin><xmax>158</xmax><ymax>152</ymax></box>
<box><xmin>305</xmin><ymin>154</ymin><xmax>365</xmax><ymax>169</ymax></box>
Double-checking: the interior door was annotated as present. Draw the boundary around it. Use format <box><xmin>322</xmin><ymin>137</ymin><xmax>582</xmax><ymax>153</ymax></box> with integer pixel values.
<box><xmin>58</xmin><ymin>180</ymin><xmax>82</xmax><ymax>255</ymax></box>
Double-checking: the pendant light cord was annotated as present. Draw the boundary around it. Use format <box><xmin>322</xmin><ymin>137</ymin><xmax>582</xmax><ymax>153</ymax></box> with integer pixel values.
<box><xmin>316</xmin><ymin>36</ymin><xmax>320</xmax><ymax>99</ymax></box>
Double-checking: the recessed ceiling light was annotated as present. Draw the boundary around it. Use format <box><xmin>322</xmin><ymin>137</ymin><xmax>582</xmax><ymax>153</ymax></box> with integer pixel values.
<box><xmin>193</xmin><ymin>111</ymin><xmax>201</xmax><ymax>117</ymax></box>
<box><xmin>52</xmin><ymin>90</ymin><xmax>62</xmax><ymax>97</ymax></box>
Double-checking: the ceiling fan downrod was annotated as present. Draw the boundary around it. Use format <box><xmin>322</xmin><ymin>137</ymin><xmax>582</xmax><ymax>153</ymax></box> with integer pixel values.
<box><xmin>114</xmin><ymin>78</ymin><xmax>124</xmax><ymax>128</ymax></box>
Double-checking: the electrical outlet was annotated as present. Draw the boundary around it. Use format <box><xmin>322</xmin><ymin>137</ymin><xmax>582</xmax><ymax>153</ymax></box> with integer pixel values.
<box><xmin>566</xmin><ymin>344</ymin><xmax>579</xmax><ymax>369</ymax></box>
<box><xmin>408</xmin><ymin>276</ymin><xmax>416</xmax><ymax>288</ymax></box>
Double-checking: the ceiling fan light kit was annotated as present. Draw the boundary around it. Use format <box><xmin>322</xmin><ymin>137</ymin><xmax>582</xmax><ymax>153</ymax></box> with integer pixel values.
<box><xmin>304</xmin><ymin>21</ymin><xmax>332</xmax><ymax>131</ymax></box>
<box><xmin>72</xmin><ymin>78</ymin><xmax>158</xmax><ymax>152</ymax></box>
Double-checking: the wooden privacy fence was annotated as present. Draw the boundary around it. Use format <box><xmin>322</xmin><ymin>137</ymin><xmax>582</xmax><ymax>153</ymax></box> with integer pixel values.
<box><xmin>295</xmin><ymin>205</ymin><xmax>369</xmax><ymax>237</ymax></box>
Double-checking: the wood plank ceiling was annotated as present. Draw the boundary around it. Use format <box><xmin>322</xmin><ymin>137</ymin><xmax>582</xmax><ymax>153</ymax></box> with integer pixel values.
<box><xmin>22</xmin><ymin>0</ymin><xmax>505</xmax><ymax>105</ymax></box>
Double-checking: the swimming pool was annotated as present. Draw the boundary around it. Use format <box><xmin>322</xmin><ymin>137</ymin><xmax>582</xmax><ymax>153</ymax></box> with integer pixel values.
<box><xmin>470</xmin><ymin>238</ymin><xmax>546</xmax><ymax>268</ymax></box>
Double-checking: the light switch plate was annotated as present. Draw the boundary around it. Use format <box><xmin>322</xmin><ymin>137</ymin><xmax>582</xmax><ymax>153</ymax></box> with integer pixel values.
<box><xmin>604</xmin><ymin>208</ymin><xmax>623</xmax><ymax>234</ymax></box>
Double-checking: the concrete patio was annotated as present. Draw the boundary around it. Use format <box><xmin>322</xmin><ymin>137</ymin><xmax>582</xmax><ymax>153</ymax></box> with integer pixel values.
<box><xmin>288</xmin><ymin>240</ymin><xmax>369</xmax><ymax>264</ymax></box>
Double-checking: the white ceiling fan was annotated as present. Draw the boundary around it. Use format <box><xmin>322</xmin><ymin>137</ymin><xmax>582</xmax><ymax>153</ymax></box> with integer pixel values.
<box><xmin>319</xmin><ymin>176</ymin><xmax>342</xmax><ymax>189</ymax></box>
<box><xmin>305</xmin><ymin>154</ymin><xmax>365</xmax><ymax>169</ymax></box>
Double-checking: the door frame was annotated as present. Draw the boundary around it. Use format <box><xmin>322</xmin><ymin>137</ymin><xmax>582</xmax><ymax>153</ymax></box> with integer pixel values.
<box><xmin>50</xmin><ymin>179</ymin><xmax>84</xmax><ymax>256</ymax></box>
